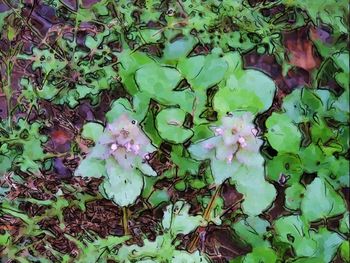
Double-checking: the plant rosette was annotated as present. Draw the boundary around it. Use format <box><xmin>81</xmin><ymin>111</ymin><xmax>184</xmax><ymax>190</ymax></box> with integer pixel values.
<box><xmin>189</xmin><ymin>112</ymin><xmax>276</xmax><ymax>216</ymax></box>
<box><xmin>75</xmin><ymin>113</ymin><xmax>157</xmax><ymax>207</ymax></box>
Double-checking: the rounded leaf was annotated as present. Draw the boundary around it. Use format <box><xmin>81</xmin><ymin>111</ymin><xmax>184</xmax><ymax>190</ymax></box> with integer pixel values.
<box><xmin>81</xmin><ymin>122</ymin><xmax>104</xmax><ymax>143</ymax></box>
<box><xmin>214</xmin><ymin>69</ymin><xmax>276</xmax><ymax>114</ymax></box>
<box><xmin>266</xmin><ymin>153</ymin><xmax>303</xmax><ymax>185</ymax></box>
<box><xmin>301</xmin><ymin>178</ymin><xmax>347</xmax><ymax>222</ymax></box>
<box><xmin>265</xmin><ymin>112</ymin><xmax>302</xmax><ymax>153</ymax></box>
<box><xmin>156</xmin><ymin>108</ymin><xmax>193</xmax><ymax>144</ymax></box>
<box><xmin>102</xmin><ymin>158</ymin><xmax>143</xmax><ymax>207</ymax></box>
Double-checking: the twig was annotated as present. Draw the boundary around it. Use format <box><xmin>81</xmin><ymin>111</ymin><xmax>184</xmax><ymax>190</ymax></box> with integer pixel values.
<box><xmin>187</xmin><ymin>184</ymin><xmax>221</xmax><ymax>252</ymax></box>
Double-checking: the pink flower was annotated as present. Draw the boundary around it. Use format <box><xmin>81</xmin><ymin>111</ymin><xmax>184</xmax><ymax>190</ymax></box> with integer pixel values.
<box><xmin>94</xmin><ymin>114</ymin><xmax>155</xmax><ymax>172</ymax></box>
<box><xmin>189</xmin><ymin>112</ymin><xmax>262</xmax><ymax>168</ymax></box>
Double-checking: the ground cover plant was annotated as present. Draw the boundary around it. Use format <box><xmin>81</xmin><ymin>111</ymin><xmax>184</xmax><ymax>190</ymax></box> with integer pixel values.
<box><xmin>0</xmin><ymin>0</ymin><xmax>349</xmax><ymax>262</ymax></box>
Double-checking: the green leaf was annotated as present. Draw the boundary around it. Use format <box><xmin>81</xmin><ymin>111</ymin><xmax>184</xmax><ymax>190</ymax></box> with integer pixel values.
<box><xmin>299</xmin><ymin>144</ymin><xmax>327</xmax><ymax>173</ymax></box>
<box><xmin>242</xmin><ymin>247</ymin><xmax>277</xmax><ymax>263</ymax></box>
<box><xmin>265</xmin><ymin>112</ymin><xmax>301</xmax><ymax>153</ymax></box>
<box><xmin>136</xmin><ymin>62</ymin><xmax>195</xmax><ymax>112</ymax></box>
<box><xmin>233</xmin><ymin>166</ymin><xmax>276</xmax><ymax>216</ymax></box>
<box><xmin>0</xmin><ymin>231</ymin><xmax>10</xmax><ymax>246</ymax></box>
<box><xmin>136</xmin><ymin>62</ymin><xmax>178</xmax><ymax>92</ymax></box>
<box><xmin>73</xmin><ymin>235</ymin><xmax>129</xmax><ymax>263</ymax></box>
<box><xmin>162</xmin><ymin>36</ymin><xmax>197</xmax><ymax>63</ymax></box>
<box><xmin>232</xmin><ymin>216</ymin><xmax>270</xmax><ymax>247</ymax></box>
<box><xmin>214</xmin><ymin>69</ymin><xmax>276</xmax><ymax>115</ymax></box>
<box><xmin>171</xmin><ymin>250</ymin><xmax>210</xmax><ymax>263</ymax></box>
<box><xmin>266</xmin><ymin>153</ymin><xmax>303</xmax><ymax>185</ymax></box>
<box><xmin>301</xmin><ymin>177</ymin><xmax>347</xmax><ymax>222</ymax></box>
<box><xmin>162</xmin><ymin>201</ymin><xmax>204</xmax><ymax>237</ymax></box>
<box><xmin>74</xmin><ymin>157</ymin><xmax>106</xmax><ymax>178</ymax></box>
<box><xmin>81</xmin><ymin>122</ymin><xmax>104</xmax><ymax>143</ymax></box>
<box><xmin>102</xmin><ymin>158</ymin><xmax>144</xmax><ymax>207</ymax></box>
<box><xmin>178</xmin><ymin>52</ymin><xmax>228</xmax><ymax>90</ymax></box>
<box><xmin>148</xmin><ymin>189</ymin><xmax>170</xmax><ymax>207</ymax></box>
<box><xmin>155</xmin><ymin>108</ymin><xmax>193</xmax><ymax>144</ymax></box>
<box><xmin>340</xmin><ymin>241</ymin><xmax>350</xmax><ymax>263</ymax></box>
<box><xmin>285</xmin><ymin>183</ymin><xmax>305</xmax><ymax>211</ymax></box>
<box><xmin>288</xmin><ymin>258</ymin><xmax>323</xmax><ymax>263</ymax></box>
<box><xmin>0</xmin><ymin>155</ymin><xmax>12</xmax><ymax>175</ymax></box>
<box><xmin>339</xmin><ymin>212</ymin><xmax>349</xmax><ymax>234</ymax></box>
<box><xmin>282</xmin><ymin>89</ymin><xmax>304</xmax><ymax>123</ymax></box>
<box><xmin>274</xmin><ymin>215</ymin><xmax>317</xmax><ymax>257</ymax></box>
<box><xmin>171</xmin><ymin>145</ymin><xmax>201</xmax><ymax>177</ymax></box>
<box><xmin>116</xmin><ymin>235</ymin><xmax>166</xmax><ymax>262</ymax></box>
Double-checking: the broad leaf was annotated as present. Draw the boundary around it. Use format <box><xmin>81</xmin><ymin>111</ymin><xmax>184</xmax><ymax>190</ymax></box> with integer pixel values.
<box><xmin>155</xmin><ymin>108</ymin><xmax>193</xmax><ymax>144</ymax></box>
<box><xmin>301</xmin><ymin>178</ymin><xmax>347</xmax><ymax>222</ymax></box>
<box><xmin>102</xmin><ymin>158</ymin><xmax>144</xmax><ymax>207</ymax></box>
<box><xmin>162</xmin><ymin>201</ymin><xmax>204</xmax><ymax>237</ymax></box>
<box><xmin>214</xmin><ymin>69</ymin><xmax>276</xmax><ymax>115</ymax></box>
<box><xmin>265</xmin><ymin>112</ymin><xmax>301</xmax><ymax>153</ymax></box>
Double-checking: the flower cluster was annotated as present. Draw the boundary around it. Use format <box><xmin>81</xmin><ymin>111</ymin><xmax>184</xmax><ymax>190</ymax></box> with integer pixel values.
<box><xmin>96</xmin><ymin>114</ymin><xmax>153</xmax><ymax>170</ymax></box>
<box><xmin>190</xmin><ymin>112</ymin><xmax>262</xmax><ymax>167</ymax></box>
<box><xmin>212</xmin><ymin>113</ymin><xmax>261</xmax><ymax>165</ymax></box>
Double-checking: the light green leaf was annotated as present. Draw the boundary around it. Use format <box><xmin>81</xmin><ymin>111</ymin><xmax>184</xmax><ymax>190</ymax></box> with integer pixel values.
<box><xmin>81</xmin><ymin>122</ymin><xmax>104</xmax><ymax>143</ymax></box>
<box><xmin>340</xmin><ymin>241</ymin><xmax>350</xmax><ymax>263</ymax></box>
<box><xmin>155</xmin><ymin>108</ymin><xmax>193</xmax><ymax>144</ymax></box>
<box><xmin>211</xmin><ymin>159</ymin><xmax>237</xmax><ymax>185</ymax></box>
<box><xmin>339</xmin><ymin>212</ymin><xmax>349</xmax><ymax>234</ymax></box>
<box><xmin>178</xmin><ymin>53</ymin><xmax>228</xmax><ymax>90</ymax></box>
<box><xmin>106</xmin><ymin>98</ymin><xmax>136</xmax><ymax>123</ymax></box>
<box><xmin>274</xmin><ymin>215</ymin><xmax>317</xmax><ymax>257</ymax></box>
<box><xmin>265</xmin><ymin>112</ymin><xmax>301</xmax><ymax>153</ymax></box>
<box><xmin>309</xmin><ymin>227</ymin><xmax>343</xmax><ymax>263</ymax></box>
<box><xmin>333</xmin><ymin>52</ymin><xmax>349</xmax><ymax>74</ymax></box>
<box><xmin>102</xmin><ymin>158</ymin><xmax>143</xmax><ymax>207</ymax></box>
<box><xmin>74</xmin><ymin>157</ymin><xmax>106</xmax><ymax>178</ymax></box>
<box><xmin>266</xmin><ymin>153</ymin><xmax>303</xmax><ymax>185</ymax></box>
<box><xmin>214</xmin><ymin>69</ymin><xmax>276</xmax><ymax>115</ymax></box>
<box><xmin>137</xmin><ymin>161</ymin><xmax>157</xmax><ymax>177</ymax></box>
<box><xmin>285</xmin><ymin>183</ymin><xmax>305</xmax><ymax>211</ymax></box>
<box><xmin>242</xmin><ymin>247</ymin><xmax>277</xmax><ymax>263</ymax></box>
<box><xmin>171</xmin><ymin>250</ymin><xmax>210</xmax><ymax>263</ymax></box>
<box><xmin>233</xmin><ymin>167</ymin><xmax>276</xmax><ymax>216</ymax></box>
<box><xmin>301</xmin><ymin>177</ymin><xmax>346</xmax><ymax>222</ymax></box>
<box><xmin>162</xmin><ymin>201</ymin><xmax>204</xmax><ymax>237</ymax></box>
<box><xmin>232</xmin><ymin>216</ymin><xmax>271</xmax><ymax>247</ymax></box>
<box><xmin>188</xmin><ymin>136</ymin><xmax>219</xmax><ymax>160</ymax></box>
<box><xmin>163</xmin><ymin>36</ymin><xmax>197</xmax><ymax>62</ymax></box>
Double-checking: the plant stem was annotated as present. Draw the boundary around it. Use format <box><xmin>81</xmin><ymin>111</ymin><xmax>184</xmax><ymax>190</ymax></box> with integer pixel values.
<box><xmin>203</xmin><ymin>185</ymin><xmax>221</xmax><ymax>221</ymax></box>
<box><xmin>122</xmin><ymin>206</ymin><xmax>129</xmax><ymax>235</ymax></box>
<box><xmin>187</xmin><ymin>184</ymin><xmax>221</xmax><ymax>253</ymax></box>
